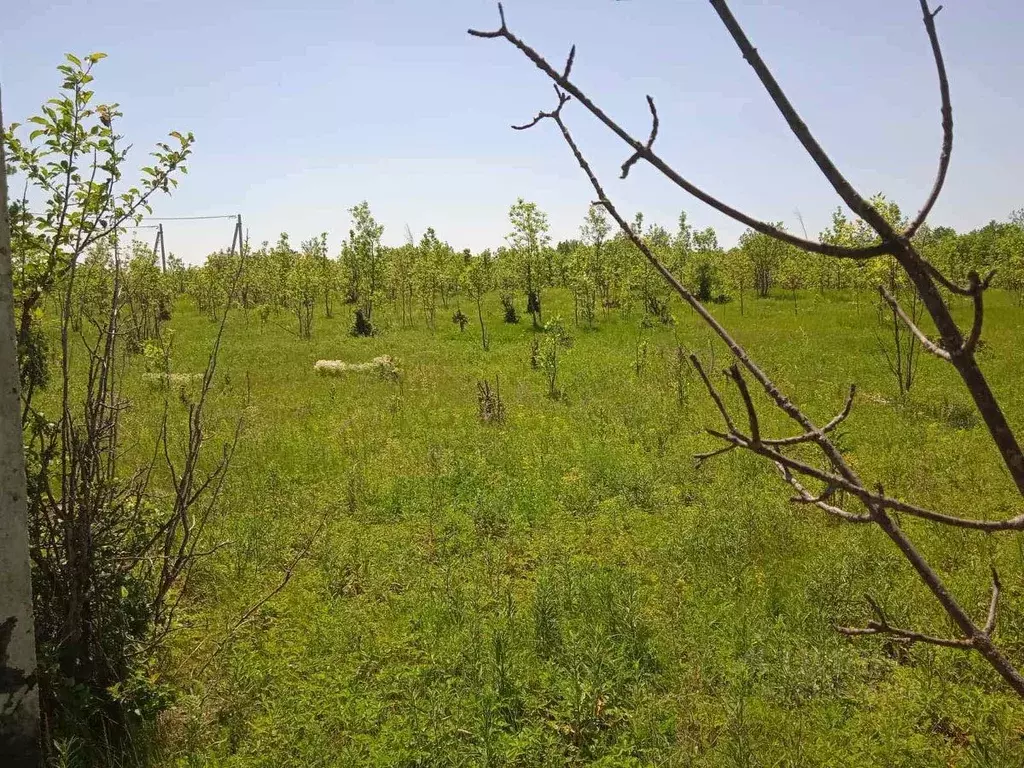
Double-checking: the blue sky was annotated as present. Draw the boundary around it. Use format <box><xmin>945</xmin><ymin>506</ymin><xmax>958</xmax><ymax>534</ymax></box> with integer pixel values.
<box><xmin>3</xmin><ymin>0</ymin><xmax>1022</xmax><ymax>262</ymax></box>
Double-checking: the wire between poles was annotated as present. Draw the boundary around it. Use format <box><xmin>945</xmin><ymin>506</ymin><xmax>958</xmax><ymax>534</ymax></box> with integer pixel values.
<box><xmin>142</xmin><ymin>214</ymin><xmax>239</xmax><ymax>222</ymax></box>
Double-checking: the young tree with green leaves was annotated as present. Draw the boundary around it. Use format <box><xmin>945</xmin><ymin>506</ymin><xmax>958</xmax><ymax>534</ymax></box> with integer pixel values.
<box><xmin>345</xmin><ymin>201</ymin><xmax>384</xmax><ymax>331</ymax></box>
<box><xmin>538</xmin><ymin>316</ymin><xmax>572</xmax><ymax>399</ymax></box>
<box><xmin>4</xmin><ymin>52</ymin><xmax>192</xmax><ymax>399</ymax></box>
<box><xmin>685</xmin><ymin>226</ymin><xmax>722</xmax><ymax>303</ymax></box>
<box><xmin>286</xmin><ymin>235</ymin><xmax>321</xmax><ymax>339</ymax></box>
<box><xmin>0</xmin><ymin>52</ymin><xmax>241</xmax><ymax>762</ymax></box>
<box><xmin>465</xmin><ymin>252</ymin><xmax>491</xmax><ymax>350</ymax></box>
<box><xmin>739</xmin><ymin>226</ymin><xmax>787</xmax><ymax>298</ymax></box>
<box><xmin>721</xmin><ymin>246</ymin><xmax>752</xmax><ymax>314</ymax></box>
<box><xmin>778</xmin><ymin>244</ymin><xmax>808</xmax><ymax>313</ymax></box>
<box><xmin>1004</xmin><ymin>210</ymin><xmax>1024</xmax><ymax>303</ymax></box>
<box><xmin>507</xmin><ymin>198</ymin><xmax>550</xmax><ymax>328</ymax></box>
<box><xmin>389</xmin><ymin>239</ymin><xmax>419</xmax><ymax>328</ymax></box>
<box><xmin>671</xmin><ymin>210</ymin><xmax>694</xmax><ymax>277</ymax></box>
<box><xmin>416</xmin><ymin>227</ymin><xmax>446</xmax><ymax>330</ymax></box>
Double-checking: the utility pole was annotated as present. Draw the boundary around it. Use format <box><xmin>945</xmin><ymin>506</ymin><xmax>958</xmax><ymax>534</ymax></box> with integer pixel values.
<box><xmin>0</xmin><ymin>85</ymin><xmax>41</xmax><ymax>767</ymax></box>
<box><xmin>157</xmin><ymin>223</ymin><xmax>166</xmax><ymax>272</ymax></box>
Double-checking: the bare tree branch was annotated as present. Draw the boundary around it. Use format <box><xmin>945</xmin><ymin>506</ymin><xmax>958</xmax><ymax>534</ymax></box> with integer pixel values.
<box><xmin>778</xmin><ymin>464</ymin><xmax>872</xmax><ymax>523</ymax></box>
<box><xmin>190</xmin><ymin>514</ymin><xmax>327</xmax><ymax>677</ymax></box>
<box><xmin>468</xmin><ymin>5</ymin><xmax>889</xmax><ymax>260</ymax></box>
<box><xmin>920</xmin><ymin>258</ymin><xmax>975</xmax><ymax>296</ymax></box>
<box><xmin>621</xmin><ymin>96</ymin><xmax>659</xmax><ymax>179</ymax></box>
<box><xmin>707</xmin><ymin>0</ymin><xmax>897</xmax><ymax>238</ymax></box>
<box><xmin>511</xmin><ymin>85</ymin><xmax>570</xmax><ymax>131</ymax></box>
<box><xmin>563</xmin><ymin>44</ymin><xmax>576</xmax><ymax>79</ymax></box>
<box><xmin>719</xmin><ymin>431</ymin><xmax>1024</xmax><ymax>532</ymax></box>
<box><xmin>695</xmin><ymin>444</ymin><xmax>738</xmax><ymax>467</ymax></box>
<box><xmin>904</xmin><ymin>0</ymin><xmax>953</xmax><ymax>239</ymax></box>
<box><xmin>878</xmin><ymin>284</ymin><xmax>952</xmax><ymax>360</ymax></box>
<box><xmin>957</xmin><ymin>269</ymin><xmax>995</xmax><ymax>358</ymax></box>
<box><xmin>690</xmin><ymin>355</ymin><xmax>738</xmax><ymax>435</ymax></box>
<box><xmin>985</xmin><ymin>566</ymin><xmax>1001</xmax><ymax>637</ymax></box>
<box><xmin>762</xmin><ymin>385</ymin><xmax>856</xmax><ymax>447</ymax></box>
<box><xmin>474</xmin><ymin>7</ymin><xmax>1024</xmax><ymax>695</ymax></box>
<box><xmin>726</xmin><ymin>364</ymin><xmax>760</xmax><ymax>443</ymax></box>
<box><xmin>838</xmin><ymin>594</ymin><xmax>973</xmax><ymax>649</ymax></box>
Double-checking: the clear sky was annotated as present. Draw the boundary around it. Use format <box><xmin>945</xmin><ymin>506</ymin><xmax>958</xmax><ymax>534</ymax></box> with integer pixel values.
<box><xmin>3</xmin><ymin>0</ymin><xmax>1022</xmax><ymax>262</ymax></box>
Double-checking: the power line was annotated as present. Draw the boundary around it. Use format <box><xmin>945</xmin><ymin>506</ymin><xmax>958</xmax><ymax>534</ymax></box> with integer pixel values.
<box><xmin>142</xmin><ymin>214</ymin><xmax>238</xmax><ymax>222</ymax></box>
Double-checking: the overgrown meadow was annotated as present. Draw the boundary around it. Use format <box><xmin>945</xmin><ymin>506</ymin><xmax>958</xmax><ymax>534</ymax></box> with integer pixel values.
<box><xmin>130</xmin><ymin>287</ymin><xmax>1024</xmax><ymax>766</ymax></box>
<box><xmin>8</xmin><ymin>46</ymin><xmax>1024</xmax><ymax>768</ymax></box>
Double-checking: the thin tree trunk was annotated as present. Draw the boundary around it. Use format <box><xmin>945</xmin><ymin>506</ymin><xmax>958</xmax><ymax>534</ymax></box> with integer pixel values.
<box><xmin>476</xmin><ymin>293</ymin><xmax>488</xmax><ymax>351</ymax></box>
<box><xmin>0</xmin><ymin>87</ymin><xmax>41</xmax><ymax>766</ymax></box>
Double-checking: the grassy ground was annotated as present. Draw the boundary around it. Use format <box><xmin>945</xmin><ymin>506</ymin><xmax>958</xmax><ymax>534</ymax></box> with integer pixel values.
<box><xmin>134</xmin><ymin>288</ymin><xmax>1024</xmax><ymax>766</ymax></box>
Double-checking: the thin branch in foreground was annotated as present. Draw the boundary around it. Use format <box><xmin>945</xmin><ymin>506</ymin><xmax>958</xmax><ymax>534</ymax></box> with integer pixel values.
<box><xmin>959</xmin><ymin>269</ymin><xmax>996</xmax><ymax>358</ymax></box>
<box><xmin>726</xmin><ymin>363</ymin><xmax>760</xmax><ymax>444</ymax></box>
<box><xmin>563</xmin><ymin>44</ymin><xmax>576</xmax><ymax>79</ymax></box>
<box><xmin>904</xmin><ymin>0</ymin><xmax>953</xmax><ymax>239</ymax></box>
<box><xmin>511</xmin><ymin>86</ymin><xmax>570</xmax><ymax>131</ymax></box>
<box><xmin>878</xmin><ymin>284</ymin><xmax>951</xmax><ymax>360</ymax></box>
<box><xmin>985</xmin><ymin>567</ymin><xmax>1001</xmax><ymax>637</ymax></box>
<box><xmin>621</xmin><ymin>96</ymin><xmax>659</xmax><ymax>179</ymax></box>
<box><xmin>715</xmin><ymin>428</ymin><xmax>1024</xmax><ymax>532</ymax></box>
<box><xmin>543</xmin><ymin>99</ymin><xmax>1024</xmax><ymax>685</ymax></box>
<box><xmin>470</xmin><ymin>0</ymin><xmax>1024</xmax><ymax>701</ymax></box>
<box><xmin>695</xmin><ymin>444</ymin><xmax>737</xmax><ymax>467</ymax></box>
<box><xmin>837</xmin><ymin>594</ymin><xmax>973</xmax><ymax>649</ymax></box>
<box><xmin>690</xmin><ymin>355</ymin><xmax>738</xmax><ymax>435</ymax></box>
<box><xmin>777</xmin><ymin>464</ymin><xmax>872</xmax><ymax>523</ymax></box>
<box><xmin>761</xmin><ymin>385</ymin><xmax>856</xmax><ymax>447</ymax></box>
<box><xmin>191</xmin><ymin>514</ymin><xmax>328</xmax><ymax>677</ymax></box>
<box><xmin>468</xmin><ymin>5</ymin><xmax>890</xmax><ymax>261</ymax></box>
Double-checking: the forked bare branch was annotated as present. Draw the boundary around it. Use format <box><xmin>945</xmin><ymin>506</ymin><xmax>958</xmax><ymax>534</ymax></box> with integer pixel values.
<box><xmin>690</xmin><ymin>355</ymin><xmax>738</xmax><ymax>435</ymax></box>
<box><xmin>838</xmin><ymin>595</ymin><xmax>973</xmax><ymax>649</ymax></box>
<box><xmin>878</xmin><ymin>284</ymin><xmax>952</xmax><ymax>360</ymax></box>
<box><xmin>761</xmin><ymin>385</ymin><xmax>855</xmax><ymax>447</ymax></box>
<box><xmin>468</xmin><ymin>7</ymin><xmax>889</xmax><ymax>261</ymax></box>
<box><xmin>695</xmin><ymin>443</ymin><xmax>738</xmax><ymax>467</ymax></box>
<box><xmin>920</xmin><ymin>258</ymin><xmax>975</xmax><ymax>296</ymax></box>
<box><xmin>621</xmin><ymin>96</ymin><xmax>659</xmax><ymax>179</ymax></box>
<box><xmin>471</xmin><ymin>0</ymin><xmax>1024</xmax><ymax>698</ymax></box>
<box><xmin>511</xmin><ymin>86</ymin><xmax>570</xmax><ymax>131</ymax></box>
<box><xmin>726</xmin><ymin>364</ymin><xmax>760</xmax><ymax>443</ymax></box>
<box><xmin>778</xmin><ymin>464</ymin><xmax>872</xmax><ymax>523</ymax></box>
<box><xmin>880</xmin><ymin>266</ymin><xmax>995</xmax><ymax>361</ymax></box>
<box><xmin>960</xmin><ymin>269</ymin><xmax>996</xmax><ymax>358</ymax></box>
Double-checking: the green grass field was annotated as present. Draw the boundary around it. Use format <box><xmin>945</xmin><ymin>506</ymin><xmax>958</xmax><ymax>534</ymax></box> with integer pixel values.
<box><xmin>137</xmin><ymin>289</ymin><xmax>1024</xmax><ymax>766</ymax></box>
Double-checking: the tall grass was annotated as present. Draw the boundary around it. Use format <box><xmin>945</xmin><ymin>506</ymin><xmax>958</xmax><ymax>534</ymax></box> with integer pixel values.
<box><xmin>133</xmin><ymin>288</ymin><xmax>1024</xmax><ymax>766</ymax></box>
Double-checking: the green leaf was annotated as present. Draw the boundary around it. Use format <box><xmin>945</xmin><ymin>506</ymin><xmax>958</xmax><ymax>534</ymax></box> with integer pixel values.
<box><xmin>87</xmin><ymin>52</ymin><xmax>108</xmax><ymax>63</ymax></box>
<box><xmin>65</xmin><ymin>53</ymin><xmax>82</xmax><ymax>66</ymax></box>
